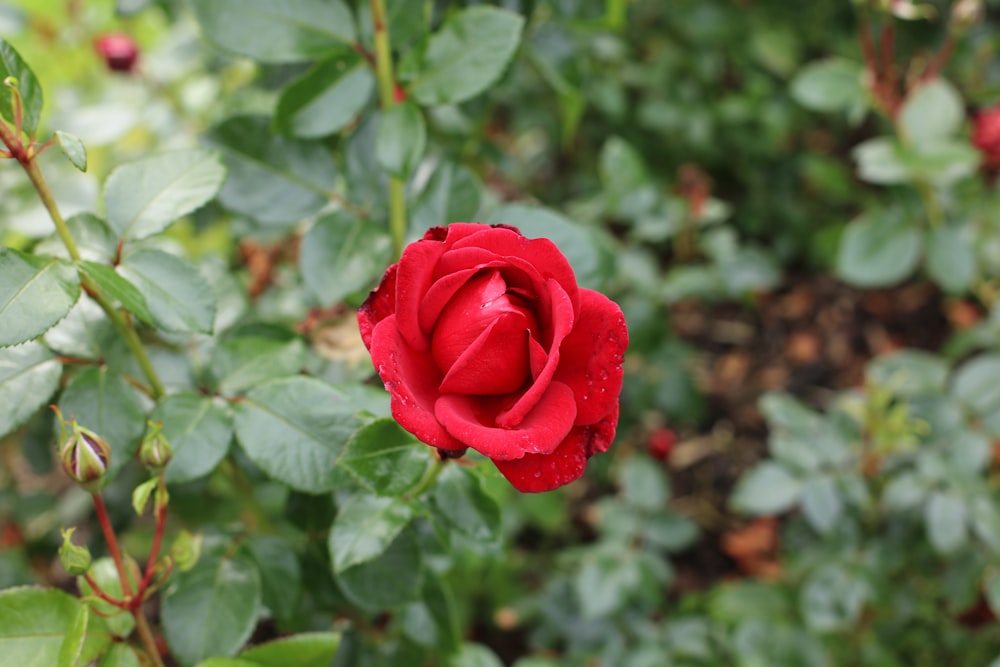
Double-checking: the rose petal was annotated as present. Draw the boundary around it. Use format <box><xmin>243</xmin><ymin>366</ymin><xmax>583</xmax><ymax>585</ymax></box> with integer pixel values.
<box><xmin>395</xmin><ymin>235</ymin><xmax>451</xmax><ymax>352</ymax></box>
<box><xmin>429</xmin><ymin>270</ymin><xmax>507</xmax><ymax>369</ymax></box>
<box><xmin>439</xmin><ymin>314</ymin><xmax>532</xmax><ymax>395</ymax></box>
<box><xmin>358</xmin><ymin>262</ymin><xmax>398</xmax><ymax>350</ymax></box>
<box><xmin>369</xmin><ymin>315</ymin><xmax>464</xmax><ymax>450</ymax></box>
<box><xmin>435</xmin><ymin>381</ymin><xmax>577</xmax><ymax>460</ymax></box>
<box><xmin>496</xmin><ymin>278</ymin><xmax>575</xmax><ymax>428</ymax></box>
<box><xmin>492</xmin><ymin>404</ymin><xmax>619</xmax><ymax>492</ymax></box>
<box><xmin>552</xmin><ymin>288</ymin><xmax>629</xmax><ymax>425</ymax></box>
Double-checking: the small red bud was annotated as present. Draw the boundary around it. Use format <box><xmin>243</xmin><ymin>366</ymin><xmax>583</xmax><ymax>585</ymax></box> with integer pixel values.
<box><xmin>646</xmin><ymin>427</ymin><xmax>676</xmax><ymax>461</ymax></box>
<box><xmin>94</xmin><ymin>33</ymin><xmax>140</xmax><ymax>73</ymax></box>
<box><xmin>393</xmin><ymin>83</ymin><xmax>407</xmax><ymax>104</ymax></box>
<box><xmin>972</xmin><ymin>102</ymin><xmax>1000</xmax><ymax>170</ymax></box>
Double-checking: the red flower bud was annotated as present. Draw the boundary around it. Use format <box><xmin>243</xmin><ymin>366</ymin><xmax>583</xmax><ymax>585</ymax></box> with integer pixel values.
<box><xmin>972</xmin><ymin>102</ymin><xmax>1000</xmax><ymax>169</ymax></box>
<box><xmin>646</xmin><ymin>427</ymin><xmax>676</xmax><ymax>461</ymax></box>
<box><xmin>94</xmin><ymin>33</ymin><xmax>140</xmax><ymax>73</ymax></box>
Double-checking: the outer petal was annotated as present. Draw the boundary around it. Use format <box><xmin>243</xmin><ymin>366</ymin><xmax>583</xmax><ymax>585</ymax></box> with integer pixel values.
<box><xmin>493</xmin><ymin>404</ymin><xmax>619</xmax><ymax>492</ymax></box>
<box><xmin>369</xmin><ymin>315</ymin><xmax>464</xmax><ymax>450</ymax></box>
<box><xmin>395</xmin><ymin>235</ymin><xmax>451</xmax><ymax>352</ymax></box>
<box><xmin>358</xmin><ymin>262</ymin><xmax>398</xmax><ymax>350</ymax></box>
<box><xmin>552</xmin><ymin>288</ymin><xmax>629</xmax><ymax>425</ymax></box>
<box><xmin>434</xmin><ymin>381</ymin><xmax>577</xmax><ymax>460</ymax></box>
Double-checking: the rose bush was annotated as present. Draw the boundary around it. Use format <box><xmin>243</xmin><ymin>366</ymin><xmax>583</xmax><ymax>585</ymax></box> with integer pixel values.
<box><xmin>358</xmin><ymin>223</ymin><xmax>628</xmax><ymax>492</ymax></box>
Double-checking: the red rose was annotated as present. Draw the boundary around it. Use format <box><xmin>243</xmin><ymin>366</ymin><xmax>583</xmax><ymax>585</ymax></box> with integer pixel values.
<box><xmin>972</xmin><ymin>102</ymin><xmax>1000</xmax><ymax>169</ymax></box>
<box><xmin>358</xmin><ymin>223</ymin><xmax>628</xmax><ymax>492</ymax></box>
<box><xmin>94</xmin><ymin>33</ymin><xmax>140</xmax><ymax>73</ymax></box>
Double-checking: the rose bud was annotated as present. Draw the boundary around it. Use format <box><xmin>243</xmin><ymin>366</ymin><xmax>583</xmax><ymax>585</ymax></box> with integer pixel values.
<box><xmin>58</xmin><ymin>527</ymin><xmax>92</xmax><ymax>576</ymax></box>
<box><xmin>139</xmin><ymin>421</ymin><xmax>172</xmax><ymax>471</ymax></box>
<box><xmin>358</xmin><ymin>223</ymin><xmax>628</xmax><ymax>492</ymax></box>
<box><xmin>972</xmin><ymin>102</ymin><xmax>1000</xmax><ymax>169</ymax></box>
<box><xmin>646</xmin><ymin>427</ymin><xmax>676</xmax><ymax>461</ymax></box>
<box><xmin>58</xmin><ymin>416</ymin><xmax>111</xmax><ymax>492</ymax></box>
<box><xmin>94</xmin><ymin>33</ymin><xmax>139</xmax><ymax>73</ymax></box>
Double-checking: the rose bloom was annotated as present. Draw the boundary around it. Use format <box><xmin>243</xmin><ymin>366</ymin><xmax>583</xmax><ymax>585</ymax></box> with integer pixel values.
<box><xmin>358</xmin><ymin>223</ymin><xmax>628</xmax><ymax>492</ymax></box>
<box><xmin>972</xmin><ymin>102</ymin><xmax>1000</xmax><ymax>169</ymax></box>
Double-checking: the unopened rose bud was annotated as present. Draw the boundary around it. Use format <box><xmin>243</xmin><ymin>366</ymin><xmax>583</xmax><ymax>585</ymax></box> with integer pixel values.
<box><xmin>58</xmin><ymin>416</ymin><xmax>111</xmax><ymax>492</ymax></box>
<box><xmin>94</xmin><ymin>33</ymin><xmax>140</xmax><ymax>73</ymax></box>
<box><xmin>58</xmin><ymin>527</ymin><xmax>92</xmax><ymax>576</ymax></box>
<box><xmin>139</xmin><ymin>421</ymin><xmax>172</xmax><ymax>471</ymax></box>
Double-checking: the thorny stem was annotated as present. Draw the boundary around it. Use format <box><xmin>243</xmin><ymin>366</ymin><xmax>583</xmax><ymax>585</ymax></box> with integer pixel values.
<box><xmin>0</xmin><ymin>116</ymin><xmax>166</xmax><ymax>399</ymax></box>
<box><xmin>370</xmin><ymin>0</ymin><xmax>408</xmax><ymax>260</ymax></box>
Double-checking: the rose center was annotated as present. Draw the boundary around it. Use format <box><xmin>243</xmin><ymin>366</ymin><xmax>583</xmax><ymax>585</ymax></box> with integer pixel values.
<box><xmin>429</xmin><ymin>269</ymin><xmax>540</xmax><ymax>395</ymax></box>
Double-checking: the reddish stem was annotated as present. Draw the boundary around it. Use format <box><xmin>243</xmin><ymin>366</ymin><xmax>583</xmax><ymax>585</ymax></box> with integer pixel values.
<box><xmin>878</xmin><ymin>21</ymin><xmax>900</xmax><ymax>114</ymax></box>
<box><xmin>91</xmin><ymin>493</ymin><xmax>135</xmax><ymax>598</ymax></box>
<box><xmin>138</xmin><ymin>486</ymin><xmax>168</xmax><ymax>596</ymax></box>
<box><xmin>921</xmin><ymin>34</ymin><xmax>956</xmax><ymax>82</ymax></box>
<box><xmin>83</xmin><ymin>572</ymin><xmax>131</xmax><ymax>610</ymax></box>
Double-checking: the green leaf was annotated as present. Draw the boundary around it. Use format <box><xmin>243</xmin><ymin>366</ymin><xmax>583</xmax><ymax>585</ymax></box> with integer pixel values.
<box><xmin>729</xmin><ymin>462</ymin><xmax>802</xmax><ymax>515</ymax></box>
<box><xmin>152</xmin><ymin>394</ymin><xmax>232</xmax><ymax>484</ymax></box>
<box><xmin>575</xmin><ymin>549</ymin><xmax>641</xmax><ymax>618</ymax></box>
<box><xmin>984</xmin><ymin>569</ymin><xmax>1000</xmax><ymax>618</ymax></box>
<box><xmin>0</xmin><ymin>39</ymin><xmax>43</xmax><ymax>136</ymax></box>
<box><xmin>117</xmin><ymin>249</ymin><xmax>216</xmax><ymax>334</ymax></box>
<box><xmin>97</xmin><ymin>643</ymin><xmax>142</xmax><ymax>667</ymax></box>
<box><xmin>161</xmin><ymin>554</ymin><xmax>262</xmax><ymax>667</ymax></box>
<box><xmin>852</xmin><ymin>137</ymin><xmax>911</xmax><ymax>184</ymax></box>
<box><xmin>76</xmin><ymin>260</ymin><xmax>153</xmax><ymax>325</ymax></box>
<box><xmin>899</xmin><ymin>78</ymin><xmax>964</xmax><ymax>144</ymax></box>
<box><xmin>404</xmin><ymin>7</ymin><xmax>525</xmax><ymax>106</ymax></box>
<box><xmin>39</xmin><ymin>214</ymin><xmax>116</xmax><ymax>263</ymax></box>
<box><xmin>951</xmin><ymin>354</ymin><xmax>1000</xmax><ymax>424</ymax></box>
<box><xmin>449</xmin><ymin>643</ymin><xmax>504</xmax><ymax>667</ymax></box>
<box><xmin>883</xmin><ymin>472</ymin><xmax>928</xmax><ymax>511</ymax></box>
<box><xmin>410</xmin><ymin>162</ymin><xmax>482</xmax><ymax>234</ymax></box>
<box><xmin>43</xmin><ymin>296</ymin><xmax>114</xmax><ymax>360</ymax></box>
<box><xmin>865</xmin><ymin>350</ymin><xmax>948</xmax><ymax>397</ymax></box>
<box><xmin>336</xmin><ymin>419</ymin><xmax>431</xmax><ymax>496</ymax></box>
<box><xmin>599</xmin><ymin>136</ymin><xmax>654</xmax><ymax>218</ymax></box>
<box><xmin>205</xmin><ymin>116</ymin><xmax>337</xmax><ymax>226</ymax></box>
<box><xmin>376</xmin><ymin>102</ymin><xmax>426</xmax><ymax>178</ymax></box>
<box><xmin>299</xmin><ymin>211</ymin><xmax>392</xmax><ymax>306</ymax></box>
<box><xmin>925</xmin><ymin>490</ymin><xmax>968</xmax><ymax>554</ymax></box>
<box><xmin>58</xmin><ymin>366</ymin><xmax>149</xmax><ymax>481</ymax></box>
<box><xmin>104</xmin><ymin>149</ymin><xmax>226</xmax><ymax>241</ymax></box>
<box><xmin>275</xmin><ymin>52</ymin><xmax>374</xmax><ymax>138</ymax></box>
<box><xmin>190</xmin><ymin>0</ymin><xmax>355</xmax><ymax>63</ymax></box>
<box><xmin>56</xmin><ymin>604</ymin><xmax>87</xmax><ymax>667</ymax></box>
<box><xmin>238</xmin><ymin>633</ymin><xmax>339</xmax><ymax>667</ymax></box>
<box><xmin>790</xmin><ymin>58</ymin><xmax>864</xmax><ymax>113</ymax></box>
<box><xmin>400</xmin><ymin>575</ymin><xmax>460</xmax><ymax>652</ymax></box>
<box><xmin>619</xmin><ymin>456</ymin><xmax>668</xmax><ymax>511</ymax></box>
<box><xmin>0</xmin><ymin>587</ymin><xmax>110</xmax><ymax>667</ymax></box>
<box><xmin>800</xmin><ymin>565</ymin><xmax>869</xmax><ymax>632</ymax></box>
<box><xmin>925</xmin><ymin>225</ymin><xmax>975</xmax><ymax>293</ymax></box>
<box><xmin>335</xmin><ymin>526</ymin><xmax>422</xmax><ymax>609</ymax></box>
<box><xmin>800</xmin><ymin>475</ymin><xmax>842</xmax><ymax>535</ymax></box>
<box><xmin>243</xmin><ymin>536</ymin><xmax>302</xmax><ymax>623</ymax></box>
<box><xmin>0</xmin><ymin>341</ymin><xmax>62</xmax><ymax>438</ymax></box>
<box><xmin>0</xmin><ymin>248</ymin><xmax>81</xmax><ymax>347</ymax></box>
<box><xmin>430</xmin><ymin>466</ymin><xmax>501</xmax><ymax>541</ymax></box>
<box><xmin>329</xmin><ymin>493</ymin><xmax>414</xmax><ymax>573</ymax></box>
<box><xmin>77</xmin><ymin>558</ymin><xmax>136</xmax><ymax>638</ymax></box>
<box><xmin>55</xmin><ymin>131</ymin><xmax>87</xmax><ymax>172</ymax></box>
<box><xmin>233</xmin><ymin>376</ymin><xmax>361</xmax><ymax>493</ymax></box>
<box><xmin>209</xmin><ymin>336</ymin><xmax>305</xmax><ymax>396</ymax></box>
<box><xmin>836</xmin><ymin>210</ymin><xmax>923</xmax><ymax>288</ymax></box>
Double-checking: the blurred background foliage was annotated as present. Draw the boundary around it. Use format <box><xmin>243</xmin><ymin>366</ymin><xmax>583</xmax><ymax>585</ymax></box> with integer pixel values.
<box><xmin>6</xmin><ymin>0</ymin><xmax>1000</xmax><ymax>665</ymax></box>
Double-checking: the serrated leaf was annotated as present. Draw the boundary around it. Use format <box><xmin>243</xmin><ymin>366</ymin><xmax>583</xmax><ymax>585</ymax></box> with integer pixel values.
<box><xmin>431</xmin><ymin>466</ymin><xmax>500</xmax><ymax>541</ymax></box>
<box><xmin>0</xmin><ymin>341</ymin><xmax>62</xmax><ymax>438</ymax></box>
<box><xmin>400</xmin><ymin>575</ymin><xmax>460</xmax><ymax>652</ymax></box>
<box><xmin>410</xmin><ymin>162</ymin><xmax>481</xmax><ymax>234</ymax></box>
<box><xmin>76</xmin><ymin>260</ymin><xmax>153</xmax><ymax>325</ymax></box>
<box><xmin>104</xmin><ymin>149</ymin><xmax>226</xmax><ymax>241</ymax></box>
<box><xmin>152</xmin><ymin>393</ymin><xmax>232</xmax><ymax>484</ymax></box>
<box><xmin>58</xmin><ymin>367</ymin><xmax>148</xmax><ymax>480</ymax></box>
<box><xmin>43</xmin><ymin>296</ymin><xmax>114</xmax><ymax>360</ymax></box>
<box><xmin>836</xmin><ymin>210</ymin><xmax>923</xmax><ymax>288</ymax></box>
<box><xmin>404</xmin><ymin>7</ymin><xmax>524</xmax><ymax>106</ymax></box>
<box><xmin>232</xmin><ymin>376</ymin><xmax>361</xmax><ymax>493</ymax></box>
<box><xmin>55</xmin><ymin>131</ymin><xmax>87</xmax><ymax>171</ymax></box>
<box><xmin>337</xmin><ymin>419</ymin><xmax>430</xmax><ymax>496</ymax></box>
<box><xmin>209</xmin><ymin>336</ymin><xmax>305</xmax><ymax>396</ymax></box>
<box><xmin>275</xmin><ymin>52</ymin><xmax>374</xmax><ymax>138</ymax></box>
<box><xmin>730</xmin><ymin>462</ymin><xmax>802</xmax><ymax>515</ymax></box>
<box><xmin>161</xmin><ymin>554</ymin><xmax>262</xmax><ymax>667</ymax></box>
<box><xmin>329</xmin><ymin>493</ymin><xmax>414</xmax><ymax>573</ymax></box>
<box><xmin>0</xmin><ymin>39</ymin><xmax>43</xmax><ymax>136</ymax></box>
<box><xmin>0</xmin><ymin>248</ymin><xmax>81</xmax><ymax>347</ymax></box>
<box><xmin>190</xmin><ymin>0</ymin><xmax>355</xmax><ymax>63</ymax></box>
<box><xmin>204</xmin><ymin>116</ymin><xmax>337</xmax><ymax>226</ymax></box>
<box><xmin>335</xmin><ymin>526</ymin><xmax>422</xmax><ymax>610</ymax></box>
<box><xmin>300</xmin><ymin>211</ymin><xmax>392</xmax><ymax>306</ymax></box>
<box><xmin>243</xmin><ymin>536</ymin><xmax>302</xmax><ymax>623</ymax></box>
<box><xmin>0</xmin><ymin>587</ymin><xmax>111</xmax><ymax>667</ymax></box>
<box><xmin>56</xmin><ymin>604</ymin><xmax>87</xmax><ymax>667</ymax></box>
<box><xmin>37</xmin><ymin>214</ymin><xmax>116</xmax><ymax>263</ymax></box>
<box><xmin>376</xmin><ymin>101</ymin><xmax>425</xmax><ymax>177</ymax></box>
<box><xmin>117</xmin><ymin>249</ymin><xmax>215</xmax><ymax>334</ymax></box>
